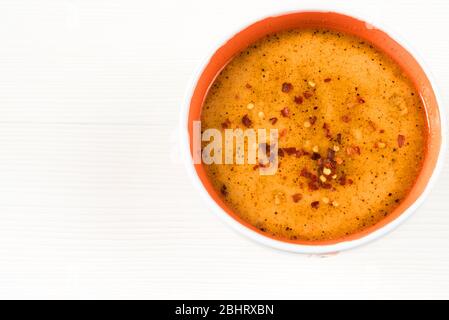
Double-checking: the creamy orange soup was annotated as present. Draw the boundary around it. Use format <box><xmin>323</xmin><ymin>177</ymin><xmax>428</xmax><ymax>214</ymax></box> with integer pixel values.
<box><xmin>200</xmin><ymin>29</ymin><xmax>427</xmax><ymax>241</ymax></box>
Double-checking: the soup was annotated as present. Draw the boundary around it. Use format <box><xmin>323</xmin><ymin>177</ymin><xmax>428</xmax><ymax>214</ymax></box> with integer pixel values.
<box><xmin>200</xmin><ymin>28</ymin><xmax>427</xmax><ymax>241</ymax></box>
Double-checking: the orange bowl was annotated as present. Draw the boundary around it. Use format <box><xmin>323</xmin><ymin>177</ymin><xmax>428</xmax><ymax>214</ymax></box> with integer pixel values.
<box><xmin>182</xmin><ymin>11</ymin><xmax>445</xmax><ymax>253</ymax></box>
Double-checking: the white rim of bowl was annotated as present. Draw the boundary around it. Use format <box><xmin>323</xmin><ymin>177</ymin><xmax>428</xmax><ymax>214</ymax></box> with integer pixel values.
<box><xmin>180</xmin><ymin>9</ymin><xmax>447</xmax><ymax>254</ymax></box>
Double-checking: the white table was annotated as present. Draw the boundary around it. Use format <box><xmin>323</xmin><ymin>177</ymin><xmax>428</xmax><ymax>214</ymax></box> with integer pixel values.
<box><xmin>0</xmin><ymin>0</ymin><xmax>448</xmax><ymax>299</ymax></box>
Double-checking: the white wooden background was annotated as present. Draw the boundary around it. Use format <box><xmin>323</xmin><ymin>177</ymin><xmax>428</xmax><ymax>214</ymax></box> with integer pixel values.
<box><xmin>0</xmin><ymin>0</ymin><xmax>448</xmax><ymax>299</ymax></box>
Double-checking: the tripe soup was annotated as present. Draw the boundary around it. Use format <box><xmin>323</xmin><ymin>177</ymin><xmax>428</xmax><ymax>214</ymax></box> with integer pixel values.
<box><xmin>200</xmin><ymin>28</ymin><xmax>427</xmax><ymax>241</ymax></box>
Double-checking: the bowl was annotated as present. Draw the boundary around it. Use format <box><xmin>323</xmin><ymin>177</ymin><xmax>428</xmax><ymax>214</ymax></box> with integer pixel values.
<box><xmin>181</xmin><ymin>11</ymin><xmax>446</xmax><ymax>254</ymax></box>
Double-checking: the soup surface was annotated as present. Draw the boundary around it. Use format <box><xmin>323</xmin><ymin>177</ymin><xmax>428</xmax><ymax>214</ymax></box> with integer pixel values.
<box><xmin>200</xmin><ymin>28</ymin><xmax>427</xmax><ymax>241</ymax></box>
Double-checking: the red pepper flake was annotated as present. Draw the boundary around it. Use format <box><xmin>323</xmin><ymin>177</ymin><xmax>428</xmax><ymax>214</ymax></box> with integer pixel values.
<box><xmin>278</xmin><ymin>148</ymin><xmax>285</xmax><ymax>157</ymax></box>
<box><xmin>300</xmin><ymin>167</ymin><xmax>312</xmax><ymax>179</ymax></box>
<box><xmin>321</xmin><ymin>183</ymin><xmax>332</xmax><ymax>189</ymax></box>
<box><xmin>347</xmin><ymin>178</ymin><xmax>354</xmax><ymax>185</ymax></box>
<box><xmin>280</xmin><ymin>107</ymin><xmax>290</xmax><ymax>117</ymax></box>
<box><xmin>339</xmin><ymin>176</ymin><xmax>346</xmax><ymax>186</ymax></box>
<box><xmin>311</xmin><ymin>152</ymin><xmax>321</xmax><ymax>160</ymax></box>
<box><xmin>380</xmin><ymin>129</ymin><xmax>385</xmax><ymax>134</ymax></box>
<box><xmin>303</xmin><ymin>91</ymin><xmax>313</xmax><ymax>99</ymax></box>
<box><xmin>220</xmin><ymin>184</ymin><xmax>228</xmax><ymax>196</ymax></box>
<box><xmin>311</xmin><ymin>201</ymin><xmax>320</xmax><ymax>209</ymax></box>
<box><xmin>324</xmin><ymin>78</ymin><xmax>332</xmax><ymax>82</ymax></box>
<box><xmin>245</xmin><ymin>83</ymin><xmax>252</xmax><ymax>89</ymax></box>
<box><xmin>221</xmin><ymin>118</ymin><xmax>231</xmax><ymax>129</ymax></box>
<box><xmin>269</xmin><ymin>117</ymin><xmax>278</xmax><ymax>125</ymax></box>
<box><xmin>327</xmin><ymin>148</ymin><xmax>336</xmax><ymax>160</ymax></box>
<box><xmin>301</xmin><ymin>167</ymin><xmax>317</xmax><ymax>179</ymax></box>
<box><xmin>282</xmin><ymin>82</ymin><xmax>293</xmax><ymax>93</ymax></box>
<box><xmin>292</xmin><ymin>193</ymin><xmax>303</xmax><ymax>203</ymax></box>
<box><xmin>295</xmin><ymin>149</ymin><xmax>309</xmax><ymax>158</ymax></box>
<box><xmin>310</xmin><ymin>174</ymin><xmax>318</xmax><ymax>182</ymax></box>
<box><xmin>308</xmin><ymin>182</ymin><xmax>320</xmax><ymax>191</ymax></box>
<box><xmin>258</xmin><ymin>161</ymin><xmax>269</xmax><ymax>168</ymax></box>
<box><xmin>301</xmin><ymin>167</ymin><xmax>320</xmax><ymax>191</ymax></box>
<box><xmin>398</xmin><ymin>134</ymin><xmax>406</xmax><ymax>148</ymax></box>
<box><xmin>279</xmin><ymin>128</ymin><xmax>288</xmax><ymax>138</ymax></box>
<box><xmin>294</xmin><ymin>96</ymin><xmax>304</xmax><ymax>104</ymax></box>
<box><xmin>242</xmin><ymin>114</ymin><xmax>252</xmax><ymax>127</ymax></box>
<box><xmin>335</xmin><ymin>133</ymin><xmax>342</xmax><ymax>144</ymax></box>
<box><xmin>309</xmin><ymin>116</ymin><xmax>317</xmax><ymax>125</ymax></box>
<box><xmin>323</xmin><ymin>122</ymin><xmax>332</xmax><ymax>139</ymax></box>
<box><xmin>322</xmin><ymin>162</ymin><xmax>334</xmax><ymax>172</ymax></box>
<box><xmin>324</xmin><ymin>159</ymin><xmax>337</xmax><ymax>170</ymax></box>
<box><xmin>341</xmin><ymin>115</ymin><xmax>351</xmax><ymax>123</ymax></box>
<box><xmin>358</xmin><ymin>97</ymin><xmax>366</xmax><ymax>104</ymax></box>
<box><xmin>283</xmin><ymin>147</ymin><xmax>297</xmax><ymax>155</ymax></box>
